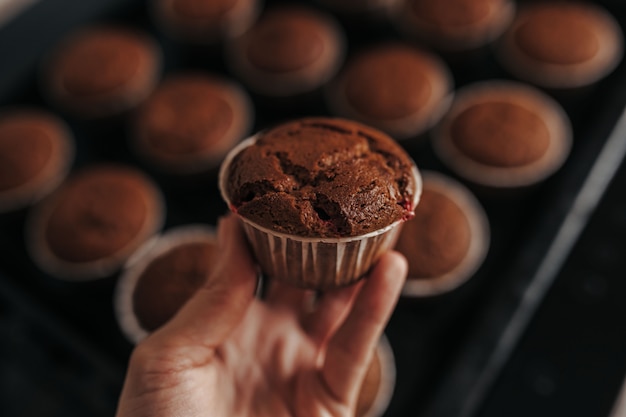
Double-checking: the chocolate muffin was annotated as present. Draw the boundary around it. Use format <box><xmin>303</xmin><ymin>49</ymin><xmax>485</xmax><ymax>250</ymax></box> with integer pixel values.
<box><xmin>115</xmin><ymin>226</ymin><xmax>217</xmax><ymax>343</ymax></box>
<box><xmin>393</xmin><ymin>0</ymin><xmax>515</xmax><ymax>52</ymax></box>
<box><xmin>395</xmin><ymin>171</ymin><xmax>489</xmax><ymax>296</ymax></box>
<box><xmin>44</xmin><ymin>26</ymin><xmax>161</xmax><ymax>119</ymax></box>
<box><xmin>0</xmin><ymin>109</ymin><xmax>74</xmax><ymax>213</ymax></box>
<box><xmin>220</xmin><ymin>117</ymin><xmax>421</xmax><ymax>289</ymax></box>
<box><xmin>27</xmin><ymin>165</ymin><xmax>165</xmax><ymax>281</ymax></box>
<box><xmin>226</xmin><ymin>6</ymin><xmax>345</xmax><ymax>97</ymax></box>
<box><xmin>433</xmin><ymin>81</ymin><xmax>572</xmax><ymax>188</ymax></box>
<box><xmin>132</xmin><ymin>73</ymin><xmax>253</xmax><ymax>175</ymax></box>
<box><xmin>153</xmin><ymin>0</ymin><xmax>260</xmax><ymax>44</ymax></box>
<box><xmin>496</xmin><ymin>2</ymin><xmax>623</xmax><ymax>89</ymax></box>
<box><xmin>326</xmin><ymin>43</ymin><xmax>453</xmax><ymax>141</ymax></box>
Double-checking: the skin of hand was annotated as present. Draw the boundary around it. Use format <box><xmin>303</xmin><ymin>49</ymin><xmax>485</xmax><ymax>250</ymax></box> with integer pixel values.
<box><xmin>115</xmin><ymin>213</ymin><xmax>408</xmax><ymax>417</ymax></box>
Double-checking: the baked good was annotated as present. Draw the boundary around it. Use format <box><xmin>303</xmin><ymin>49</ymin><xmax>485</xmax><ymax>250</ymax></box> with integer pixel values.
<box><xmin>0</xmin><ymin>108</ymin><xmax>74</xmax><ymax>213</ymax></box>
<box><xmin>356</xmin><ymin>335</ymin><xmax>396</xmax><ymax>417</ymax></box>
<box><xmin>153</xmin><ymin>0</ymin><xmax>260</xmax><ymax>44</ymax></box>
<box><xmin>433</xmin><ymin>81</ymin><xmax>572</xmax><ymax>188</ymax></box>
<box><xmin>395</xmin><ymin>171</ymin><xmax>489</xmax><ymax>296</ymax></box>
<box><xmin>226</xmin><ymin>6</ymin><xmax>345</xmax><ymax>97</ymax></box>
<box><xmin>219</xmin><ymin>117</ymin><xmax>421</xmax><ymax>289</ymax></box>
<box><xmin>115</xmin><ymin>226</ymin><xmax>217</xmax><ymax>343</ymax></box>
<box><xmin>496</xmin><ymin>2</ymin><xmax>623</xmax><ymax>89</ymax></box>
<box><xmin>393</xmin><ymin>0</ymin><xmax>515</xmax><ymax>52</ymax></box>
<box><xmin>132</xmin><ymin>73</ymin><xmax>253</xmax><ymax>175</ymax></box>
<box><xmin>326</xmin><ymin>43</ymin><xmax>453</xmax><ymax>141</ymax></box>
<box><xmin>27</xmin><ymin>164</ymin><xmax>165</xmax><ymax>280</ymax></box>
<box><xmin>44</xmin><ymin>26</ymin><xmax>161</xmax><ymax>119</ymax></box>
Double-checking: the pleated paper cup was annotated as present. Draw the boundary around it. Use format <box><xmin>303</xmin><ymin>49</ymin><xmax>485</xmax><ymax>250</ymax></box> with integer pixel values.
<box><xmin>219</xmin><ymin>135</ymin><xmax>422</xmax><ymax>290</ymax></box>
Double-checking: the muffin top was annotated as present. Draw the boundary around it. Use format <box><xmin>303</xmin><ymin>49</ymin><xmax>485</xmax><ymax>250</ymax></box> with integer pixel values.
<box><xmin>44</xmin><ymin>165</ymin><xmax>160</xmax><ymax>263</ymax></box>
<box><xmin>497</xmin><ymin>2</ymin><xmax>623</xmax><ymax>88</ymax></box>
<box><xmin>133</xmin><ymin>241</ymin><xmax>216</xmax><ymax>331</ymax></box>
<box><xmin>513</xmin><ymin>3</ymin><xmax>605</xmax><ymax>65</ymax></box>
<box><xmin>0</xmin><ymin>110</ymin><xmax>68</xmax><ymax>192</ymax></box>
<box><xmin>395</xmin><ymin>185</ymin><xmax>471</xmax><ymax>278</ymax></box>
<box><xmin>46</xmin><ymin>26</ymin><xmax>160</xmax><ymax>118</ymax></box>
<box><xmin>135</xmin><ymin>75</ymin><xmax>233</xmax><ymax>154</ymax></box>
<box><xmin>133</xmin><ymin>74</ymin><xmax>250</xmax><ymax>171</ymax></box>
<box><xmin>245</xmin><ymin>8</ymin><xmax>328</xmax><ymax>73</ymax></box>
<box><xmin>224</xmin><ymin>118</ymin><xmax>418</xmax><ymax>238</ymax></box>
<box><xmin>341</xmin><ymin>44</ymin><xmax>445</xmax><ymax>120</ymax></box>
<box><xmin>51</xmin><ymin>27</ymin><xmax>153</xmax><ymax>97</ymax></box>
<box><xmin>450</xmin><ymin>99</ymin><xmax>550</xmax><ymax>168</ymax></box>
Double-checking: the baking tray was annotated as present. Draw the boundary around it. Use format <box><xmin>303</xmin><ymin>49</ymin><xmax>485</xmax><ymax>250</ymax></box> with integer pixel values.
<box><xmin>1</xmin><ymin>0</ymin><xmax>626</xmax><ymax>416</ymax></box>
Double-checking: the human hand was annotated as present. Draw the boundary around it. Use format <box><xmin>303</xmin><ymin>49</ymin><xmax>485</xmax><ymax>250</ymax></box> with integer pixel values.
<box><xmin>115</xmin><ymin>214</ymin><xmax>407</xmax><ymax>417</ymax></box>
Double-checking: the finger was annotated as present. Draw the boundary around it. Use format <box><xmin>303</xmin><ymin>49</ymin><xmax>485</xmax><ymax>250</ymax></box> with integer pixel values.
<box><xmin>302</xmin><ymin>280</ymin><xmax>363</xmax><ymax>347</ymax></box>
<box><xmin>147</xmin><ymin>214</ymin><xmax>258</xmax><ymax>354</ymax></box>
<box><xmin>265</xmin><ymin>277</ymin><xmax>315</xmax><ymax>315</ymax></box>
<box><xmin>320</xmin><ymin>251</ymin><xmax>406</xmax><ymax>404</ymax></box>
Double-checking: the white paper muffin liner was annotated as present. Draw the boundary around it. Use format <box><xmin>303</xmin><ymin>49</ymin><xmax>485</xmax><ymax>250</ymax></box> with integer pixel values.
<box><xmin>400</xmin><ymin>171</ymin><xmax>490</xmax><ymax>297</ymax></box>
<box><xmin>219</xmin><ymin>135</ymin><xmax>422</xmax><ymax>290</ymax></box>
<box><xmin>114</xmin><ymin>224</ymin><xmax>217</xmax><ymax>344</ymax></box>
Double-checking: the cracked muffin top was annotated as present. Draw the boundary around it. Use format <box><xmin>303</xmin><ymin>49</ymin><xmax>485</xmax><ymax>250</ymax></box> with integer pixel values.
<box><xmin>223</xmin><ymin>117</ymin><xmax>418</xmax><ymax>238</ymax></box>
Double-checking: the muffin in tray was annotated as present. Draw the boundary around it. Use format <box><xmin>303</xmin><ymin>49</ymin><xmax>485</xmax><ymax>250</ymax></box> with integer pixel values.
<box><xmin>356</xmin><ymin>335</ymin><xmax>396</xmax><ymax>417</ymax></box>
<box><xmin>433</xmin><ymin>81</ymin><xmax>572</xmax><ymax>189</ymax></box>
<box><xmin>43</xmin><ymin>26</ymin><xmax>161</xmax><ymax>119</ymax></box>
<box><xmin>27</xmin><ymin>164</ymin><xmax>165</xmax><ymax>281</ymax></box>
<box><xmin>395</xmin><ymin>171</ymin><xmax>490</xmax><ymax>297</ymax></box>
<box><xmin>496</xmin><ymin>1</ymin><xmax>623</xmax><ymax>89</ymax></box>
<box><xmin>326</xmin><ymin>43</ymin><xmax>453</xmax><ymax>141</ymax></box>
<box><xmin>0</xmin><ymin>108</ymin><xmax>74</xmax><ymax>214</ymax></box>
<box><xmin>226</xmin><ymin>6</ymin><xmax>345</xmax><ymax>98</ymax></box>
<box><xmin>393</xmin><ymin>0</ymin><xmax>515</xmax><ymax>52</ymax></box>
<box><xmin>131</xmin><ymin>73</ymin><xmax>254</xmax><ymax>175</ymax></box>
<box><xmin>115</xmin><ymin>225</ymin><xmax>218</xmax><ymax>344</ymax></box>
<box><xmin>152</xmin><ymin>0</ymin><xmax>261</xmax><ymax>44</ymax></box>
<box><xmin>219</xmin><ymin>117</ymin><xmax>422</xmax><ymax>290</ymax></box>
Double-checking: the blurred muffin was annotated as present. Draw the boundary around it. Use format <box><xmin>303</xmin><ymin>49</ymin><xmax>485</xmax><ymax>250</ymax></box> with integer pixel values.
<box><xmin>132</xmin><ymin>73</ymin><xmax>253</xmax><ymax>175</ymax></box>
<box><xmin>393</xmin><ymin>0</ymin><xmax>515</xmax><ymax>52</ymax></box>
<box><xmin>219</xmin><ymin>117</ymin><xmax>421</xmax><ymax>289</ymax></box>
<box><xmin>227</xmin><ymin>6</ymin><xmax>345</xmax><ymax>98</ymax></box>
<box><xmin>356</xmin><ymin>335</ymin><xmax>396</xmax><ymax>417</ymax></box>
<box><xmin>0</xmin><ymin>109</ymin><xmax>74</xmax><ymax>213</ymax></box>
<box><xmin>326</xmin><ymin>43</ymin><xmax>453</xmax><ymax>141</ymax></box>
<box><xmin>496</xmin><ymin>2</ymin><xmax>623</xmax><ymax>89</ymax></box>
<box><xmin>27</xmin><ymin>164</ymin><xmax>165</xmax><ymax>281</ymax></box>
<box><xmin>395</xmin><ymin>171</ymin><xmax>489</xmax><ymax>297</ymax></box>
<box><xmin>433</xmin><ymin>81</ymin><xmax>572</xmax><ymax>189</ymax></box>
<box><xmin>115</xmin><ymin>226</ymin><xmax>217</xmax><ymax>343</ymax></box>
<box><xmin>153</xmin><ymin>0</ymin><xmax>260</xmax><ymax>44</ymax></box>
<box><xmin>43</xmin><ymin>26</ymin><xmax>161</xmax><ymax>119</ymax></box>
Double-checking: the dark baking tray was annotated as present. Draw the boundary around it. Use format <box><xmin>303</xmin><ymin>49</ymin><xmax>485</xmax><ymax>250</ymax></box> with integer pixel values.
<box><xmin>1</xmin><ymin>1</ymin><xmax>626</xmax><ymax>416</ymax></box>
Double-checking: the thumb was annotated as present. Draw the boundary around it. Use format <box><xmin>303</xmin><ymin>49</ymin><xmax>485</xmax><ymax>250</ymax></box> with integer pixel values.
<box><xmin>147</xmin><ymin>213</ymin><xmax>258</xmax><ymax>354</ymax></box>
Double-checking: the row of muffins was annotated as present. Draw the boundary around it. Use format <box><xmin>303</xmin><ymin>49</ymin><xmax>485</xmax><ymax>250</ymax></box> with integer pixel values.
<box><xmin>27</xmin><ymin>2</ymin><xmax>614</xmax><ymax>186</ymax></box>
<box><xmin>4</xmin><ymin>0</ymin><xmax>622</xmax><ymax>286</ymax></box>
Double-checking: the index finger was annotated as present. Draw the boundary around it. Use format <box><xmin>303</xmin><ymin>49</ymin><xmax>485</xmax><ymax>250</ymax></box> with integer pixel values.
<box><xmin>319</xmin><ymin>251</ymin><xmax>407</xmax><ymax>405</ymax></box>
